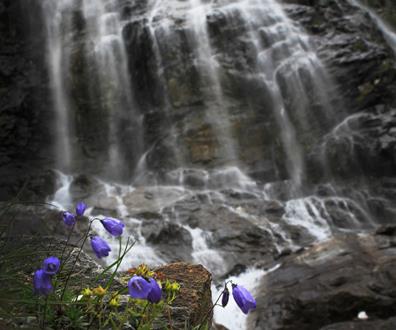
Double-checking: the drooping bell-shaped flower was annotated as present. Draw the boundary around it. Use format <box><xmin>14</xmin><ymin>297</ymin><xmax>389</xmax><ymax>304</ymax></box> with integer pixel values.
<box><xmin>128</xmin><ymin>275</ymin><xmax>152</xmax><ymax>300</ymax></box>
<box><xmin>42</xmin><ymin>256</ymin><xmax>60</xmax><ymax>275</ymax></box>
<box><xmin>90</xmin><ymin>236</ymin><xmax>111</xmax><ymax>258</ymax></box>
<box><xmin>76</xmin><ymin>201</ymin><xmax>87</xmax><ymax>216</ymax></box>
<box><xmin>33</xmin><ymin>269</ymin><xmax>53</xmax><ymax>296</ymax></box>
<box><xmin>63</xmin><ymin>211</ymin><xmax>76</xmax><ymax>226</ymax></box>
<box><xmin>100</xmin><ymin>217</ymin><xmax>125</xmax><ymax>237</ymax></box>
<box><xmin>232</xmin><ymin>284</ymin><xmax>256</xmax><ymax>314</ymax></box>
<box><xmin>147</xmin><ymin>278</ymin><xmax>162</xmax><ymax>303</ymax></box>
<box><xmin>222</xmin><ymin>286</ymin><xmax>230</xmax><ymax>307</ymax></box>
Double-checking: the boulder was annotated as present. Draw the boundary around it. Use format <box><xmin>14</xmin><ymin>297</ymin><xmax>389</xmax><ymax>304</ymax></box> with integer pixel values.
<box><xmin>248</xmin><ymin>231</ymin><xmax>396</xmax><ymax>330</ymax></box>
<box><xmin>156</xmin><ymin>262</ymin><xmax>213</xmax><ymax>329</ymax></box>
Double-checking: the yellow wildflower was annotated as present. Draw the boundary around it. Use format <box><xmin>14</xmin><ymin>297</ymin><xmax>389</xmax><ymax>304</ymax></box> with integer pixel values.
<box><xmin>171</xmin><ymin>282</ymin><xmax>180</xmax><ymax>291</ymax></box>
<box><xmin>81</xmin><ymin>288</ymin><xmax>93</xmax><ymax>297</ymax></box>
<box><xmin>93</xmin><ymin>285</ymin><xmax>107</xmax><ymax>297</ymax></box>
<box><xmin>109</xmin><ymin>296</ymin><xmax>120</xmax><ymax>308</ymax></box>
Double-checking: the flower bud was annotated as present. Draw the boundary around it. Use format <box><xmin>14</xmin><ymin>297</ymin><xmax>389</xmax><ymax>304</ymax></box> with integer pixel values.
<box><xmin>76</xmin><ymin>201</ymin><xmax>87</xmax><ymax>216</ymax></box>
<box><xmin>222</xmin><ymin>287</ymin><xmax>230</xmax><ymax>307</ymax></box>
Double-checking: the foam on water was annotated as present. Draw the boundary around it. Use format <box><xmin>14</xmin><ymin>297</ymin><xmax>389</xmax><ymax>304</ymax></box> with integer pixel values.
<box><xmin>283</xmin><ymin>197</ymin><xmax>332</xmax><ymax>242</ymax></box>
<box><xmin>49</xmin><ymin>171</ymin><xmax>73</xmax><ymax>209</ymax></box>
<box><xmin>185</xmin><ymin>226</ymin><xmax>227</xmax><ymax>276</ymax></box>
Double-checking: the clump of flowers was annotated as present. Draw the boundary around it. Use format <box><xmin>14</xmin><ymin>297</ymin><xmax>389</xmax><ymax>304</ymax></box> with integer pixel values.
<box><xmin>30</xmin><ymin>200</ymin><xmax>256</xmax><ymax>329</ymax></box>
<box><xmin>31</xmin><ymin>201</ymin><xmax>185</xmax><ymax>329</ymax></box>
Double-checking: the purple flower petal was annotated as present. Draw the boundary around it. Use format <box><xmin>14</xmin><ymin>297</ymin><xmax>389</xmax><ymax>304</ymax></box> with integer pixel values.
<box><xmin>62</xmin><ymin>211</ymin><xmax>76</xmax><ymax>226</ymax></box>
<box><xmin>101</xmin><ymin>217</ymin><xmax>125</xmax><ymax>237</ymax></box>
<box><xmin>147</xmin><ymin>278</ymin><xmax>162</xmax><ymax>303</ymax></box>
<box><xmin>128</xmin><ymin>276</ymin><xmax>152</xmax><ymax>300</ymax></box>
<box><xmin>33</xmin><ymin>269</ymin><xmax>53</xmax><ymax>296</ymax></box>
<box><xmin>90</xmin><ymin>236</ymin><xmax>111</xmax><ymax>258</ymax></box>
<box><xmin>42</xmin><ymin>256</ymin><xmax>60</xmax><ymax>275</ymax></box>
<box><xmin>76</xmin><ymin>202</ymin><xmax>87</xmax><ymax>216</ymax></box>
<box><xmin>232</xmin><ymin>284</ymin><xmax>256</xmax><ymax>314</ymax></box>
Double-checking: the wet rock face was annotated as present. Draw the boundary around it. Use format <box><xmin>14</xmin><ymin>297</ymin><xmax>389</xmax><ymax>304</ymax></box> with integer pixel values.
<box><xmin>119</xmin><ymin>0</ymin><xmax>396</xmax><ymax>184</ymax></box>
<box><xmin>284</xmin><ymin>0</ymin><xmax>396</xmax><ymax>108</ymax></box>
<box><xmin>0</xmin><ymin>0</ymin><xmax>53</xmax><ymax>199</ymax></box>
<box><xmin>359</xmin><ymin>0</ymin><xmax>396</xmax><ymax>29</ymax></box>
<box><xmin>248</xmin><ymin>231</ymin><xmax>396</xmax><ymax>330</ymax></box>
<box><xmin>142</xmin><ymin>221</ymin><xmax>193</xmax><ymax>262</ymax></box>
<box><xmin>283</xmin><ymin>0</ymin><xmax>396</xmax><ymax>182</ymax></box>
<box><xmin>3</xmin><ymin>0</ymin><xmax>396</xmax><ymax>192</ymax></box>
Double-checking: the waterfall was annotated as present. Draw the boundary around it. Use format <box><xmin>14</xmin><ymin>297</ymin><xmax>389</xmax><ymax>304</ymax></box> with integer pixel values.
<box><xmin>42</xmin><ymin>0</ymin><xmax>73</xmax><ymax>171</ymax></box>
<box><xmin>187</xmin><ymin>0</ymin><xmax>239</xmax><ymax>165</ymax></box>
<box><xmin>237</xmin><ymin>0</ymin><xmax>336</xmax><ymax>186</ymax></box>
<box><xmin>39</xmin><ymin>1</ymin><xmax>391</xmax><ymax>329</ymax></box>
<box><xmin>42</xmin><ymin>0</ymin><xmax>143</xmax><ymax>180</ymax></box>
<box><xmin>42</xmin><ymin>0</ymin><xmax>338</xmax><ymax>186</ymax></box>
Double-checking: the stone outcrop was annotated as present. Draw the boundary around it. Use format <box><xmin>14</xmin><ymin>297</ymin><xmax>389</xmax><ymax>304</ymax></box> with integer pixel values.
<box><xmin>248</xmin><ymin>228</ymin><xmax>396</xmax><ymax>330</ymax></box>
<box><xmin>156</xmin><ymin>262</ymin><xmax>213</xmax><ymax>329</ymax></box>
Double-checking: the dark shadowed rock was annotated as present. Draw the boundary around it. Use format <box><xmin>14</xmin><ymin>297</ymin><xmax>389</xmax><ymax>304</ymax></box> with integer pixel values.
<box><xmin>141</xmin><ymin>221</ymin><xmax>193</xmax><ymax>262</ymax></box>
<box><xmin>320</xmin><ymin>317</ymin><xmax>396</xmax><ymax>330</ymax></box>
<box><xmin>248</xmin><ymin>231</ymin><xmax>396</xmax><ymax>330</ymax></box>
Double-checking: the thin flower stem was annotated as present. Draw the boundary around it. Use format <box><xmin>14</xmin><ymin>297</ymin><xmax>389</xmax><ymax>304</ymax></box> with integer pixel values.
<box><xmin>105</xmin><ymin>237</ymin><xmax>135</xmax><ymax>290</ymax></box>
<box><xmin>53</xmin><ymin>222</ymin><xmax>76</xmax><ymax>293</ymax></box>
<box><xmin>198</xmin><ymin>280</ymin><xmax>232</xmax><ymax>330</ymax></box>
<box><xmin>137</xmin><ymin>301</ymin><xmax>150</xmax><ymax>330</ymax></box>
<box><xmin>41</xmin><ymin>296</ymin><xmax>49</xmax><ymax>329</ymax></box>
<box><xmin>59</xmin><ymin>222</ymin><xmax>76</xmax><ymax>270</ymax></box>
<box><xmin>60</xmin><ymin>219</ymin><xmax>97</xmax><ymax>301</ymax></box>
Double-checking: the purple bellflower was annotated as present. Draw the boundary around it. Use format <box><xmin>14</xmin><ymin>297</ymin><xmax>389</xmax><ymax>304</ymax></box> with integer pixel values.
<box><xmin>128</xmin><ymin>276</ymin><xmax>152</xmax><ymax>300</ymax></box>
<box><xmin>147</xmin><ymin>278</ymin><xmax>162</xmax><ymax>303</ymax></box>
<box><xmin>33</xmin><ymin>269</ymin><xmax>53</xmax><ymax>296</ymax></box>
<box><xmin>42</xmin><ymin>256</ymin><xmax>60</xmax><ymax>275</ymax></box>
<box><xmin>63</xmin><ymin>211</ymin><xmax>76</xmax><ymax>226</ymax></box>
<box><xmin>101</xmin><ymin>217</ymin><xmax>125</xmax><ymax>237</ymax></box>
<box><xmin>222</xmin><ymin>287</ymin><xmax>230</xmax><ymax>307</ymax></box>
<box><xmin>232</xmin><ymin>284</ymin><xmax>256</xmax><ymax>314</ymax></box>
<box><xmin>90</xmin><ymin>236</ymin><xmax>111</xmax><ymax>258</ymax></box>
<box><xmin>76</xmin><ymin>201</ymin><xmax>87</xmax><ymax>216</ymax></box>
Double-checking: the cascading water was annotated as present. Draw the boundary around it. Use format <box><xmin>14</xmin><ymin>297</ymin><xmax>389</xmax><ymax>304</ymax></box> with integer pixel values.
<box><xmin>42</xmin><ymin>0</ymin><xmax>339</xmax><ymax>185</ymax></box>
<box><xmin>187</xmin><ymin>0</ymin><xmax>239</xmax><ymax>165</ymax></box>
<box><xmin>40</xmin><ymin>0</ymin><xmax>394</xmax><ymax>329</ymax></box>
<box><xmin>42</xmin><ymin>0</ymin><xmax>143</xmax><ymax>180</ymax></box>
